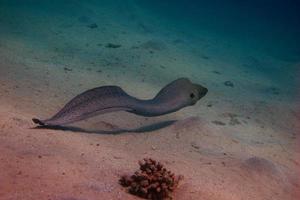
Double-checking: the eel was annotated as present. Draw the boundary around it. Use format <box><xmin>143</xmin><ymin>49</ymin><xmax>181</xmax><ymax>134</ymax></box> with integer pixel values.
<box><xmin>32</xmin><ymin>78</ymin><xmax>208</xmax><ymax>126</ymax></box>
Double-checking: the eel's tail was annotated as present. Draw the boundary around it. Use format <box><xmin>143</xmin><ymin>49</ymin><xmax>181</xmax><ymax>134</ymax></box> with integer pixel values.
<box><xmin>32</xmin><ymin>118</ymin><xmax>46</xmax><ymax>126</ymax></box>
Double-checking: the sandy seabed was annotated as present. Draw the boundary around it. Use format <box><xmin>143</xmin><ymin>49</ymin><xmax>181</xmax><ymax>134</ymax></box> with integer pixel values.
<box><xmin>0</xmin><ymin>1</ymin><xmax>299</xmax><ymax>200</ymax></box>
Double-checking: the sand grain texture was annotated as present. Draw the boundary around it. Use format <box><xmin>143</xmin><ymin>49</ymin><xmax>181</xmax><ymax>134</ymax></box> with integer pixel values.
<box><xmin>0</xmin><ymin>1</ymin><xmax>299</xmax><ymax>200</ymax></box>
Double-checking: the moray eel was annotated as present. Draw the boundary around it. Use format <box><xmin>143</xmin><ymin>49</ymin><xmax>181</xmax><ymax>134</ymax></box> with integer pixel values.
<box><xmin>32</xmin><ymin>78</ymin><xmax>208</xmax><ymax>126</ymax></box>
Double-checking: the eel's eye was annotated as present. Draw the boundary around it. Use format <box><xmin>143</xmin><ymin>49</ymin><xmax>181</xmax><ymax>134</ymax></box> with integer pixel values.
<box><xmin>190</xmin><ymin>93</ymin><xmax>195</xmax><ymax>99</ymax></box>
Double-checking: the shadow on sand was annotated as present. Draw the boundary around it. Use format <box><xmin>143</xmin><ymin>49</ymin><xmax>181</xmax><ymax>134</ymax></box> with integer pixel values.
<box><xmin>32</xmin><ymin>120</ymin><xmax>177</xmax><ymax>134</ymax></box>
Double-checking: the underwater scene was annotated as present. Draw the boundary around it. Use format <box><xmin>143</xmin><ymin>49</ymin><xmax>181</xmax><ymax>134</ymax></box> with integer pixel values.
<box><xmin>0</xmin><ymin>0</ymin><xmax>299</xmax><ymax>199</ymax></box>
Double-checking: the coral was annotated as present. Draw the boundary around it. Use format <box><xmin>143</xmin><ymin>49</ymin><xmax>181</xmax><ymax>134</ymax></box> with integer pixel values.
<box><xmin>119</xmin><ymin>158</ymin><xmax>183</xmax><ymax>200</ymax></box>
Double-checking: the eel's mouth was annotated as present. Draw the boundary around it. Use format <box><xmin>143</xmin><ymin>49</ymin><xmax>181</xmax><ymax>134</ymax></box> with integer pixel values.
<box><xmin>201</xmin><ymin>87</ymin><xmax>208</xmax><ymax>97</ymax></box>
<box><xmin>196</xmin><ymin>85</ymin><xmax>208</xmax><ymax>98</ymax></box>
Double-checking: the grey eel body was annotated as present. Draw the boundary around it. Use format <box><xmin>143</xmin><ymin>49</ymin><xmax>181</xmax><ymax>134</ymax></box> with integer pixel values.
<box><xmin>32</xmin><ymin>78</ymin><xmax>208</xmax><ymax>126</ymax></box>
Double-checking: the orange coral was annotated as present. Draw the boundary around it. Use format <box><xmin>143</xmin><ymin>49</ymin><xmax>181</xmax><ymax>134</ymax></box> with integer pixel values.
<box><xmin>119</xmin><ymin>158</ymin><xmax>183</xmax><ymax>200</ymax></box>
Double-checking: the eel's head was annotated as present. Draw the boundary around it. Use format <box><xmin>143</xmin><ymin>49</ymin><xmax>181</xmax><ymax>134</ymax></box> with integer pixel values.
<box><xmin>156</xmin><ymin>78</ymin><xmax>208</xmax><ymax>107</ymax></box>
<box><xmin>182</xmin><ymin>79</ymin><xmax>208</xmax><ymax>106</ymax></box>
<box><xmin>188</xmin><ymin>82</ymin><xmax>208</xmax><ymax>105</ymax></box>
<box><xmin>172</xmin><ymin>78</ymin><xmax>208</xmax><ymax>106</ymax></box>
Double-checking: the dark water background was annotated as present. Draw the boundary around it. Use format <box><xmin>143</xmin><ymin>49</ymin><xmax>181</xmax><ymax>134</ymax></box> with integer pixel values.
<box><xmin>1</xmin><ymin>0</ymin><xmax>299</xmax><ymax>55</ymax></box>
<box><xmin>141</xmin><ymin>0</ymin><xmax>300</xmax><ymax>59</ymax></box>
<box><xmin>0</xmin><ymin>0</ymin><xmax>299</xmax><ymax>98</ymax></box>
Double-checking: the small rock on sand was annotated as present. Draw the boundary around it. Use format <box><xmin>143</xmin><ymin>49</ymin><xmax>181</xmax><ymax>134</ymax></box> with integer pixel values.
<box><xmin>87</xmin><ymin>23</ymin><xmax>98</xmax><ymax>29</ymax></box>
<box><xmin>105</xmin><ymin>43</ymin><xmax>122</xmax><ymax>48</ymax></box>
<box><xmin>224</xmin><ymin>81</ymin><xmax>234</xmax><ymax>87</ymax></box>
<box><xmin>211</xmin><ymin>120</ymin><xmax>226</xmax><ymax>126</ymax></box>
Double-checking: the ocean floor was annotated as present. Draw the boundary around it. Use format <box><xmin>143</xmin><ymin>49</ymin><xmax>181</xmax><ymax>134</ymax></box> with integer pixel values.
<box><xmin>0</xmin><ymin>1</ymin><xmax>299</xmax><ymax>200</ymax></box>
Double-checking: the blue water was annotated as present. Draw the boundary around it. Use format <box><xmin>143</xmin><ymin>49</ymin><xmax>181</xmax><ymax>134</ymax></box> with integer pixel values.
<box><xmin>142</xmin><ymin>0</ymin><xmax>300</xmax><ymax>58</ymax></box>
<box><xmin>0</xmin><ymin>0</ymin><xmax>299</xmax><ymax>99</ymax></box>
<box><xmin>1</xmin><ymin>0</ymin><xmax>299</xmax><ymax>58</ymax></box>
